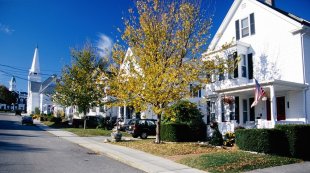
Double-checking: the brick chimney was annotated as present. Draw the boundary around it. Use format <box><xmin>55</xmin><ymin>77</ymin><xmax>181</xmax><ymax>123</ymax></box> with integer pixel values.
<box><xmin>259</xmin><ymin>0</ymin><xmax>275</xmax><ymax>7</ymax></box>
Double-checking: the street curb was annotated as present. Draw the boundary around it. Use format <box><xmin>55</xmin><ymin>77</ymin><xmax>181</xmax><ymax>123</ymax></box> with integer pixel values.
<box><xmin>35</xmin><ymin>122</ymin><xmax>207</xmax><ymax>173</ymax></box>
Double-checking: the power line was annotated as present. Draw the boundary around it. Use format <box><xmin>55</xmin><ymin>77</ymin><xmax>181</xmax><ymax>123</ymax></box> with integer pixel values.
<box><xmin>0</xmin><ymin>70</ymin><xmax>30</xmax><ymax>81</ymax></box>
<box><xmin>0</xmin><ymin>63</ymin><xmax>60</xmax><ymax>76</ymax></box>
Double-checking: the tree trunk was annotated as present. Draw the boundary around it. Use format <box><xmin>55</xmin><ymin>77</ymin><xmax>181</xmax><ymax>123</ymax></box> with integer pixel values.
<box><xmin>155</xmin><ymin>114</ymin><xmax>161</xmax><ymax>144</ymax></box>
<box><xmin>84</xmin><ymin>119</ymin><xmax>86</xmax><ymax>129</ymax></box>
<box><xmin>83</xmin><ymin>110</ymin><xmax>87</xmax><ymax>130</ymax></box>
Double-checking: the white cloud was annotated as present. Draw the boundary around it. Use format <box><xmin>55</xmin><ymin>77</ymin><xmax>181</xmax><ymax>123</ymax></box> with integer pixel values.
<box><xmin>0</xmin><ymin>23</ymin><xmax>14</xmax><ymax>34</ymax></box>
<box><xmin>96</xmin><ymin>33</ymin><xmax>113</xmax><ymax>59</ymax></box>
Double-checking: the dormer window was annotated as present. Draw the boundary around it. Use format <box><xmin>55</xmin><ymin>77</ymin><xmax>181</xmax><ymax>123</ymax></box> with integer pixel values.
<box><xmin>235</xmin><ymin>13</ymin><xmax>255</xmax><ymax>40</ymax></box>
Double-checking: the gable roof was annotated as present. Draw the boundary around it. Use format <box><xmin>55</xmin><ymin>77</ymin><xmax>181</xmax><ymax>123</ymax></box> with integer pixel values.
<box><xmin>40</xmin><ymin>75</ymin><xmax>57</xmax><ymax>94</ymax></box>
<box><xmin>208</xmin><ymin>0</ymin><xmax>310</xmax><ymax>51</ymax></box>
<box><xmin>257</xmin><ymin>1</ymin><xmax>310</xmax><ymax>27</ymax></box>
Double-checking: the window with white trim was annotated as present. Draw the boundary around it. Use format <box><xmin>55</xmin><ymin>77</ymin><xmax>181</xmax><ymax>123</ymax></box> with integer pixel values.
<box><xmin>241</xmin><ymin>18</ymin><xmax>249</xmax><ymax>37</ymax></box>
<box><xmin>235</xmin><ymin>13</ymin><xmax>255</xmax><ymax>40</ymax></box>
<box><xmin>241</xmin><ymin>54</ymin><xmax>247</xmax><ymax>78</ymax></box>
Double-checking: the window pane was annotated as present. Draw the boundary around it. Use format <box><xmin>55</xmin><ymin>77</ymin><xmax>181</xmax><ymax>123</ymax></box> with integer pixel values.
<box><xmin>243</xmin><ymin>99</ymin><xmax>248</xmax><ymax>123</ymax></box>
<box><xmin>241</xmin><ymin>18</ymin><xmax>248</xmax><ymax>27</ymax></box>
<box><xmin>242</xmin><ymin>28</ymin><xmax>249</xmax><ymax>37</ymax></box>
<box><xmin>242</xmin><ymin>66</ymin><xmax>247</xmax><ymax>77</ymax></box>
<box><xmin>241</xmin><ymin>18</ymin><xmax>249</xmax><ymax>37</ymax></box>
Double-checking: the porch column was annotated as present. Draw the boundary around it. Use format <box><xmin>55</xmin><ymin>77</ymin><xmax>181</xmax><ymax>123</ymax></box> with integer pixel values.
<box><xmin>217</xmin><ymin>95</ymin><xmax>222</xmax><ymax>122</ymax></box>
<box><xmin>118</xmin><ymin>106</ymin><xmax>122</xmax><ymax>118</ymax></box>
<box><xmin>270</xmin><ymin>85</ymin><xmax>277</xmax><ymax>128</ymax></box>
<box><xmin>123</xmin><ymin>105</ymin><xmax>127</xmax><ymax>120</ymax></box>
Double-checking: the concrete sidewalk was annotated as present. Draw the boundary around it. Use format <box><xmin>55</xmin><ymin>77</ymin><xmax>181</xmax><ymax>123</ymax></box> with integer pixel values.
<box><xmin>35</xmin><ymin>122</ymin><xmax>206</xmax><ymax>173</ymax></box>
<box><xmin>244</xmin><ymin>161</ymin><xmax>310</xmax><ymax>173</ymax></box>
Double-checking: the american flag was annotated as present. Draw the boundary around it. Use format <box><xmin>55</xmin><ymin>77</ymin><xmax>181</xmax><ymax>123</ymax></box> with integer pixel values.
<box><xmin>251</xmin><ymin>79</ymin><xmax>266</xmax><ymax>108</ymax></box>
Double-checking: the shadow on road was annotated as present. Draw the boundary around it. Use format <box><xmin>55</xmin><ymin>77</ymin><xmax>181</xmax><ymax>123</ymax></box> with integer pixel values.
<box><xmin>0</xmin><ymin>119</ymin><xmax>43</xmax><ymax>131</ymax></box>
<box><xmin>0</xmin><ymin>141</ymin><xmax>48</xmax><ymax>152</ymax></box>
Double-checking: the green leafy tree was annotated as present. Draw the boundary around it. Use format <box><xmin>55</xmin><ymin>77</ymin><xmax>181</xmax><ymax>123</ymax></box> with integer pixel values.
<box><xmin>164</xmin><ymin>100</ymin><xmax>203</xmax><ymax>126</ymax></box>
<box><xmin>53</xmin><ymin>43</ymin><xmax>108</xmax><ymax>129</ymax></box>
<box><xmin>104</xmin><ymin>0</ymin><xmax>235</xmax><ymax>143</ymax></box>
<box><xmin>0</xmin><ymin>85</ymin><xmax>17</xmax><ymax>106</ymax></box>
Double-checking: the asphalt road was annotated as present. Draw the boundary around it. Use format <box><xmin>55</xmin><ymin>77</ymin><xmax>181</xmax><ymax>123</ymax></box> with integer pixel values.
<box><xmin>0</xmin><ymin>113</ymin><xmax>144</xmax><ymax>173</ymax></box>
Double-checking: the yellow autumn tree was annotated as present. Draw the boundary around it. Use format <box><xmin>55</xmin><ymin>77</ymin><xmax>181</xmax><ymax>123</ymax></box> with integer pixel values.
<box><xmin>101</xmin><ymin>0</ymin><xmax>235</xmax><ymax>143</ymax></box>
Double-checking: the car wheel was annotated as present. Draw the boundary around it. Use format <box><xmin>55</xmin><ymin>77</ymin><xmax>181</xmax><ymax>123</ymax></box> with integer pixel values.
<box><xmin>132</xmin><ymin>134</ymin><xmax>139</xmax><ymax>138</ymax></box>
<box><xmin>140</xmin><ymin>132</ymin><xmax>148</xmax><ymax>139</ymax></box>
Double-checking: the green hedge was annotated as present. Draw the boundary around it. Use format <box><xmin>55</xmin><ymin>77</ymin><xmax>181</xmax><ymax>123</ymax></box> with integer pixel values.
<box><xmin>161</xmin><ymin>123</ymin><xmax>206</xmax><ymax>142</ymax></box>
<box><xmin>235</xmin><ymin>129</ymin><xmax>287</xmax><ymax>155</ymax></box>
<box><xmin>275</xmin><ymin>124</ymin><xmax>310</xmax><ymax>160</ymax></box>
<box><xmin>236</xmin><ymin>125</ymin><xmax>310</xmax><ymax>160</ymax></box>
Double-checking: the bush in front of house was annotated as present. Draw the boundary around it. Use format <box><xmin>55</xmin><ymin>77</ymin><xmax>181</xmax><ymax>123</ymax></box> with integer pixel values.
<box><xmin>161</xmin><ymin>122</ymin><xmax>206</xmax><ymax>142</ymax></box>
<box><xmin>161</xmin><ymin>123</ymin><xmax>189</xmax><ymax>142</ymax></box>
<box><xmin>235</xmin><ymin>128</ymin><xmax>288</xmax><ymax>155</ymax></box>
<box><xmin>275</xmin><ymin>124</ymin><xmax>310</xmax><ymax>160</ymax></box>
<box><xmin>97</xmin><ymin>116</ymin><xmax>117</xmax><ymax>130</ymax></box>
<box><xmin>209</xmin><ymin>123</ymin><xmax>223</xmax><ymax>146</ymax></box>
<box><xmin>161</xmin><ymin>100</ymin><xmax>206</xmax><ymax>142</ymax></box>
<box><xmin>15</xmin><ymin>110</ymin><xmax>22</xmax><ymax>116</ymax></box>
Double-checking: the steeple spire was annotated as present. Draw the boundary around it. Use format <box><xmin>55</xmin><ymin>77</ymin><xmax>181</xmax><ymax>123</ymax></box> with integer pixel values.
<box><xmin>9</xmin><ymin>76</ymin><xmax>16</xmax><ymax>91</ymax></box>
<box><xmin>28</xmin><ymin>46</ymin><xmax>41</xmax><ymax>82</ymax></box>
<box><xmin>30</xmin><ymin>46</ymin><xmax>40</xmax><ymax>74</ymax></box>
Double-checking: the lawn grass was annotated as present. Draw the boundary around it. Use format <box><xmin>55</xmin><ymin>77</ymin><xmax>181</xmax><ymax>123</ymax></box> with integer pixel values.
<box><xmin>42</xmin><ymin>121</ymin><xmax>130</xmax><ymax>137</ymax></box>
<box><xmin>113</xmin><ymin>139</ymin><xmax>223</xmax><ymax>156</ymax></box>
<box><xmin>113</xmin><ymin>139</ymin><xmax>302</xmax><ymax>172</ymax></box>
<box><xmin>179</xmin><ymin>151</ymin><xmax>302</xmax><ymax>173</ymax></box>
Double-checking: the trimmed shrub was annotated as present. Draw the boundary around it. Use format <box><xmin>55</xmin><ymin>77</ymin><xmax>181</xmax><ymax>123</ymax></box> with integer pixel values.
<box><xmin>34</xmin><ymin>107</ymin><xmax>40</xmax><ymax>115</ymax></box>
<box><xmin>163</xmin><ymin>100</ymin><xmax>204</xmax><ymax>126</ymax></box>
<box><xmin>275</xmin><ymin>124</ymin><xmax>310</xmax><ymax>160</ymax></box>
<box><xmin>161</xmin><ymin>123</ymin><xmax>206</xmax><ymax>142</ymax></box>
<box><xmin>235</xmin><ymin>129</ymin><xmax>288</xmax><ymax>155</ymax></box>
<box><xmin>51</xmin><ymin>117</ymin><xmax>62</xmax><ymax>124</ymax></box>
<box><xmin>72</xmin><ymin>119</ymin><xmax>84</xmax><ymax>128</ymax></box>
<box><xmin>15</xmin><ymin>110</ymin><xmax>22</xmax><ymax>116</ymax></box>
<box><xmin>161</xmin><ymin>123</ymin><xmax>189</xmax><ymax>142</ymax></box>
<box><xmin>209</xmin><ymin>125</ymin><xmax>223</xmax><ymax>146</ymax></box>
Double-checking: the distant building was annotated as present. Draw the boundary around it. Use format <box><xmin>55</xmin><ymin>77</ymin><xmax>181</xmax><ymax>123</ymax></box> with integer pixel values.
<box><xmin>0</xmin><ymin>77</ymin><xmax>27</xmax><ymax>112</ymax></box>
<box><xmin>9</xmin><ymin>76</ymin><xmax>16</xmax><ymax>92</ymax></box>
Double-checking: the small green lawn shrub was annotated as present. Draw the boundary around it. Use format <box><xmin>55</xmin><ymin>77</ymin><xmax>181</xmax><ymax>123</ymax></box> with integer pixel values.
<box><xmin>161</xmin><ymin>123</ymin><xmax>189</xmax><ymax>142</ymax></box>
<box><xmin>235</xmin><ymin>129</ymin><xmax>288</xmax><ymax>155</ymax></box>
<box><xmin>209</xmin><ymin>124</ymin><xmax>223</xmax><ymax>146</ymax></box>
<box><xmin>161</xmin><ymin>123</ymin><xmax>206</xmax><ymax>142</ymax></box>
<box><xmin>275</xmin><ymin>124</ymin><xmax>310</xmax><ymax>160</ymax></box>
<box><xmin>15</xmin><ymin>110</ymin><xmax>22</xmax><ymax>115</ymax></box>
<box><xmin>161</xmin><ymin>100</ymin><xmax>207</xmax><ymax>142</ymax></box>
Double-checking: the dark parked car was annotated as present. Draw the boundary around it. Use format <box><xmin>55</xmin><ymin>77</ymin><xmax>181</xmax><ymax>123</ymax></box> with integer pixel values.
<box><xmin>126</xmin><ymin>119</ymin><xmax>156</xmax><ymax>139</ymax></box>
<box><xmin>22</xmin><ymin>116</ymin><xmax>33</xmax><ymax>125</ymax></box>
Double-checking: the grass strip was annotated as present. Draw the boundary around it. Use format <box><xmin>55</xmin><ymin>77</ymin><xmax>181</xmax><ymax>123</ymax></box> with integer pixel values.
<box><xmin>178</xmin><ymin>151</ymin><xmax>302</xmax><ymax>173</ymax></box>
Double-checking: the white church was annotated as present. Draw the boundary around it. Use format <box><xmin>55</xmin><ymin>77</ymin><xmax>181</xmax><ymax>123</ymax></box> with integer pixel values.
<box><xmin>27</xmin><ymin>46</ymin><xmax>57</xmax><ymax>114</ymax></box>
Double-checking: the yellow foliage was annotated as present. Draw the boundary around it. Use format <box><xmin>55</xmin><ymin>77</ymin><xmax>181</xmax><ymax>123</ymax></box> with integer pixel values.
<box><xmin>97</xmin><ymin>0</ymin><xmax>236</xmax><ymax>142</ymax></box>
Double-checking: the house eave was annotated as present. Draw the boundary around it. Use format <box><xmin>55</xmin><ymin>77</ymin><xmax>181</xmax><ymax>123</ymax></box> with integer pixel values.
<box><xmin>213</xmin><ymin>79</ymin><xmax>308</xmax><ymax>95</ymax></box>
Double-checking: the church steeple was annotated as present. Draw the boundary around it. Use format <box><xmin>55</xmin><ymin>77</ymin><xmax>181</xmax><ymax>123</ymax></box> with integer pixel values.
<box><xmin>28</xmin><ymin>46</ymin><xmax>41</xmax><ymax>82</ymax></box>
<box><xmin>30</xmin><ymin>45</ymin><xmax>40</xmax><ymax>74</ymax></box>
<box><xmin>9</xmin><ymin>76</ymin><xmax>16</xmax><ymax>91</ymax></box>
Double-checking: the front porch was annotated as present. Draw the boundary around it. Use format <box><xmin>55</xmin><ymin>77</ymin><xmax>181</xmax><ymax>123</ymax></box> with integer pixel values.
<box><xmin>206</xmin><ymin>79</ymin><xmax>308</xmax><ymax>134</ymax></box>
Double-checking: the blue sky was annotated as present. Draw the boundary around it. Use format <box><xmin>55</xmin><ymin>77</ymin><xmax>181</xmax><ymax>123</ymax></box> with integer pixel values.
<box><xmin>0</xmin><ymin>0</ymin><xmax>309</xmax><ymax>92</ymax></box>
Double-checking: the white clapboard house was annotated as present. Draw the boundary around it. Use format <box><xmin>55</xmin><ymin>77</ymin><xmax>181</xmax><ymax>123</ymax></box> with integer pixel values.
<box><xmin>203</xmin><ymin>0</ymin><xmax>310</xmax><ymax>134</ymax></box>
